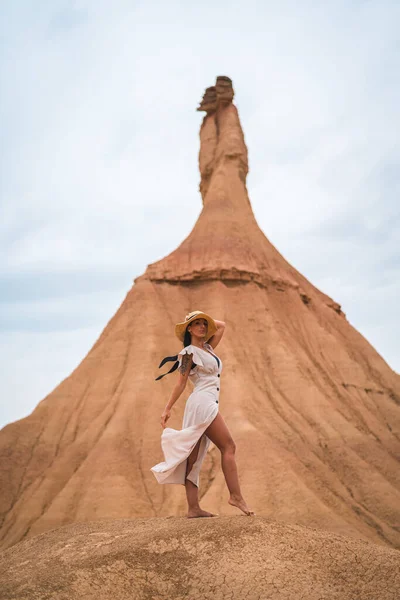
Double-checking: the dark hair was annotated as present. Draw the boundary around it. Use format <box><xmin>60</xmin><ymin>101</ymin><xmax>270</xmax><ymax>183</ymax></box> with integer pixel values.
<box><xmin>183</xmin><ymin>326</ymin><xmax>198</xmax><ymax>371</ymax></box>
<box><xmin>183</xmin><ymin>328</ymin><xmax>191</xmax><ymax>347</ymax></box>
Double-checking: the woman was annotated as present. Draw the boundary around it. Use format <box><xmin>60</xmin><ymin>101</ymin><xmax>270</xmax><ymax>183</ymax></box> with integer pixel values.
<box><xmin>151</xmin><ymin>310</ymin><xmax>254</xmax><ymax>518</ymax></box>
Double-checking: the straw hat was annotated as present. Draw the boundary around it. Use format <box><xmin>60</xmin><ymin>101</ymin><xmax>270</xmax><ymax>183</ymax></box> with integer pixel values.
<box><xmin>175</xmin><ymin>310</ymin><xmax>217</xmax><ymax>342</ymax></box>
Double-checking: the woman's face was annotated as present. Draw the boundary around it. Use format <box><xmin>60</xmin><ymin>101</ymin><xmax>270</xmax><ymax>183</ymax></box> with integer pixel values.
<box><xmin>188</xmin><ymin>318</ymin><xmax>208</xmax><ymax>339</ymax></box>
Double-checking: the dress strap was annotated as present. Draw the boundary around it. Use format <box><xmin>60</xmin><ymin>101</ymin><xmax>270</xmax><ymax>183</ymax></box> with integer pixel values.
<box><xmin>155</xmin><ymin>355</ymin><xmax>179</xmax><ymax>381</ymax></box>
<box><xmin>156</xmin><ymin>345</ymin><xmax>207</xmax><ymax>381</ymax></box>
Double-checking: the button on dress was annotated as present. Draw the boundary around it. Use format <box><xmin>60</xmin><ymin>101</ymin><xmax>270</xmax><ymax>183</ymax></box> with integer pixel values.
<box><xmin>151</xmin><ymin>342</ymin><xmax>222</xmax><ymax>487</ymax></box>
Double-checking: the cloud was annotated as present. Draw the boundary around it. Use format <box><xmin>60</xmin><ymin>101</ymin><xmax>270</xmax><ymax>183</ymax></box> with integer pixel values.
<box><xmin>0</xmin><ymin>0</ymin><xmax>399</xmax><ymax>427</ymax></box>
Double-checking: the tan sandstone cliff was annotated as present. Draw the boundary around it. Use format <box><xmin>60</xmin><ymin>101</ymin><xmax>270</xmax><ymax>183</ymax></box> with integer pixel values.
<box><xmin>1</xmin><ymin>76</ymin><xmax>399</xmax><ymax>551</ymax></box>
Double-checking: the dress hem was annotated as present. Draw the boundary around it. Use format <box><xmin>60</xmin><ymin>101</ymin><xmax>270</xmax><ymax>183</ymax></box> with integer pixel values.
<box><xmin>150</xmin><ymin>409</ymin><xmax>218</xmax><ymax>486</ymax></box>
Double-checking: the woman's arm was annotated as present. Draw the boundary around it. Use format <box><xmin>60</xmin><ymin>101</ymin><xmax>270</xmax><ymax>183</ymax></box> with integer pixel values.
<box><xmin>207</xmin><ymin>319</ymin><xmax>226</xmax><ymax>349</ymax></box>
<box><xmin>160</xmin><ymin>353</ymin><xmax>193</xmax><ymax>428</ymax></box>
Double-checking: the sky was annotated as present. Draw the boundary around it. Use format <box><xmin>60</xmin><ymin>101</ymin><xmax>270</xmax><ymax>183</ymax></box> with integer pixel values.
<box><xmin>1</xmin><ymin>0</ymin><xmax>399</xmax><ymax>428</ymax></box>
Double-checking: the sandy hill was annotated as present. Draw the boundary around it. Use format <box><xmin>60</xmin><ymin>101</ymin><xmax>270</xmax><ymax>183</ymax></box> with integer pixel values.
<box><xmin>1</xmin><ymin>517</ymin><xmax>399</xmax><ymax>600</ymax></box>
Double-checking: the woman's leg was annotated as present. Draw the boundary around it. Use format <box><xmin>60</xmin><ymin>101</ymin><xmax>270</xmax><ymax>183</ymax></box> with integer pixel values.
<box><xmin>185</xmin><ymin>437</ymin><xmax>216</xmax><ymax>518</ymax></box>
<box><xmin>205</xmin><ymin>413</ymin><xmax>254</xmax><ymax>515</ymax></box>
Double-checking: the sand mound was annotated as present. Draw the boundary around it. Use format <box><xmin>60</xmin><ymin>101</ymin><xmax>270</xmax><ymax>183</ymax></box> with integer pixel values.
<box><xmin>0</xmin><ymin>516</ymin><xmax>398</xmax><ymax>600</ymax></box>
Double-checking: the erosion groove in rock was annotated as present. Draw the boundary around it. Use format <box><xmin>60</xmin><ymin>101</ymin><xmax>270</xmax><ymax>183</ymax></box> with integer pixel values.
<box><xmin>0</xmin><ymin>76</ymin><xmax>399</xmax><ymax>552</ymax></box>
<box><xmin>0</xmin><ymin>517</ymin><xmax>399</xmax><ymax>600</ymax></box>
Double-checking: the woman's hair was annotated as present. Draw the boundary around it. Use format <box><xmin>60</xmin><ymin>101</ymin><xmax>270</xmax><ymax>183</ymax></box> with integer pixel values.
<box><xmin>183</xmin><ymin>326</ymin><xmax>198</xmax><ymax>371</ymax></box>
<box><xmin>183</xmin><ymin>328</ymin><xmax>191</xmax><ymax>347</ymax></box>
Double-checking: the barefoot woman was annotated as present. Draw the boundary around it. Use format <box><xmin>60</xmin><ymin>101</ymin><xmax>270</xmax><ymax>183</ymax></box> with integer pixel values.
<box><xmin>151</xmin><ymin>310</ymin><xmax>254</xmax><ymax>518</ymax></box>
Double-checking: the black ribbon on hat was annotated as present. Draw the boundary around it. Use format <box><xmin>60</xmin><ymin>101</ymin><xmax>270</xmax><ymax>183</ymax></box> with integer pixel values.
<box><xmin>155</xmin><ymin>354</ymin><xmax>197</xmax><ymax>381</ymax></box>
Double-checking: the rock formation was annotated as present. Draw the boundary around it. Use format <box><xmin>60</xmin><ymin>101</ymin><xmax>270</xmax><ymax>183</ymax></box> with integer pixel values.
<box><xmin>1</xmin><ymin>517</ymin><xmax>399</xmax><ymax>600</ymax></box>
<box><xmin>1</xmin><ymin>76</ymin><xmax>400</xmax><ymax>552</ymax></box>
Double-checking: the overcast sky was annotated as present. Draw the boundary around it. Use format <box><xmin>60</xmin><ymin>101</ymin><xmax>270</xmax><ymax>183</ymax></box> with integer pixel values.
<box><xmin>1</xmin><ymin>0</ymin><xmax>399</xmax><ymax>428</ymax></box>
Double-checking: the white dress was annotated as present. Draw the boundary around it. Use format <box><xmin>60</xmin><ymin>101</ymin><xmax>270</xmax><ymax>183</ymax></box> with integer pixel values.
<box><xmin>151</xmin><ymin>342</ymin><xmax>222</xmax><ymax>487</ymax></box>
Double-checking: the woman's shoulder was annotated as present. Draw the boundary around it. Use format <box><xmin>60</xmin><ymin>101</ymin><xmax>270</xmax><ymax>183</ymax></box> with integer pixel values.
<box><xmin>178</xmin><ymin>344</ymin><xmax>195</xmax><ymax>354</ymax></box>
<box><xmin>178</xmin><ymin>345</ymin><xmax>204</xmax><ymax>365</ymax></box>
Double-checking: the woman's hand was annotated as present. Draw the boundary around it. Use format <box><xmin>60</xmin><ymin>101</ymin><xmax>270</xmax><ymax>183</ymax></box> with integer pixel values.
<box><xmin>214</xmin><ymin>319</ymin><xmax>226</xmax><ymax>328</ymax></box>
<box><xmin>207</xmin><ymin>319</ymin><xmax>226</xmax><ymax>349</ymax></box>
<box><xmin>161</xmin><ymin>408</ymin><xmax>171</xmax><ymax>428</ymax></box>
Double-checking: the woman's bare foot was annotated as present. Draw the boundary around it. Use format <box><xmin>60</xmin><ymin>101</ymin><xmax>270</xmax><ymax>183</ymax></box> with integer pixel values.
<box><xmin>228</xmin><ymin>495</ymin><xmax>255</xmax><ymax>516</ymax></box>
<box><xmin>187</xmin><ymin>508</ymin><xmax>218</xmax><ymax>518</ymax></box>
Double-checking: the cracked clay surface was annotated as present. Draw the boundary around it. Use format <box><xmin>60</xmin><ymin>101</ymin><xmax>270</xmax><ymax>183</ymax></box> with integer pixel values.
<box><xmin>0</xmin><ymin>516</ymin><xmax>399</xmax><ymax>600</ymax></box>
